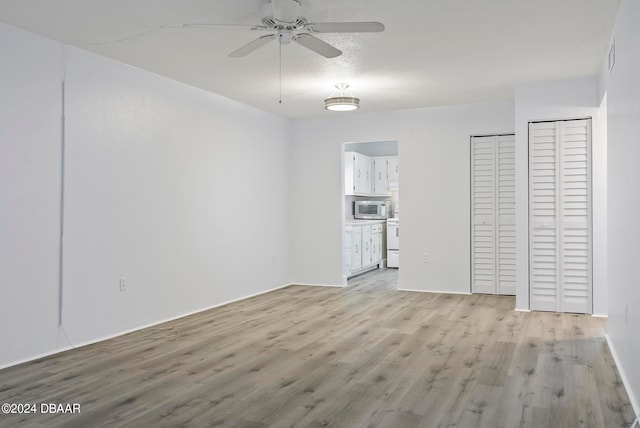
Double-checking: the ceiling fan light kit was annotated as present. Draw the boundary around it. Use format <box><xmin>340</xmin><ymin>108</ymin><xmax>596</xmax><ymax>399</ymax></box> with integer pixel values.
<box><xmin>325</xmin><ymin>83</ymin><xmax>360</xmax><ymax>111</ymax></box>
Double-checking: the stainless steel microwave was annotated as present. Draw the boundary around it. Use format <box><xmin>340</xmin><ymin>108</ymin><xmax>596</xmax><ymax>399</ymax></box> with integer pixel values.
<box><xmin>354</xmin><ymin>200</ymin><xmax>390</xmax><ymax>220</ymax></box>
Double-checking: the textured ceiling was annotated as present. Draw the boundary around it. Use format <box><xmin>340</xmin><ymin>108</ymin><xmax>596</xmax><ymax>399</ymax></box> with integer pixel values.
<box><xmin>0</xmin><ymin>0</ymin><xmax>620</xmax><ymax>118</ymax></box>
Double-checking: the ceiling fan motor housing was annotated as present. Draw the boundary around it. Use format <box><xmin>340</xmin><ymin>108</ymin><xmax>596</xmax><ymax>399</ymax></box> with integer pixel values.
<box><xmin>262</xmin><ymin>16</ymin><xmax>307</xmax><ymax>31</ymax></box>
<box><xmin>262</xmin><ymin>0</ymin><xmax>301</xmax><ymax>26</ymax></box>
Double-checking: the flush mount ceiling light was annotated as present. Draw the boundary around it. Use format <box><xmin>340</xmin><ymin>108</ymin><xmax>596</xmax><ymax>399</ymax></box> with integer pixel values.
<box><xmin>324</xmin><ymin>83</ymin><xmax>360</xmax><ymax>111</ymax></box>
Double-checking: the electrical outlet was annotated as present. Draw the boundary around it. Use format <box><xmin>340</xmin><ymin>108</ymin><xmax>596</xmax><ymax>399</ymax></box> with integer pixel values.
<box><xmin>119</xmin><ymin>276</ymin><xmax>127</xmax><ymax>292</ymax></box>
<box><xmin>423</xmin><ymin>253</ymin><xmax>430</xmax><ymax>264</ymax></box>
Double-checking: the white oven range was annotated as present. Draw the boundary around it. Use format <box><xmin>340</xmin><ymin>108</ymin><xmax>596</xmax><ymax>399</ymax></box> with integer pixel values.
<box><xmin>387</xmin><ymin>218</ymin><xmax>399</xmax><ymax>268</ymax></box>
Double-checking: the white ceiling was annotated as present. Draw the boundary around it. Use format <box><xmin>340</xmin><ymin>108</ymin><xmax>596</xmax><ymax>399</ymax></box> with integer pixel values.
<box><xmin>0</xmin><ymin>0</ymin><xmax>620</xmax><ymax>119</ymax></box>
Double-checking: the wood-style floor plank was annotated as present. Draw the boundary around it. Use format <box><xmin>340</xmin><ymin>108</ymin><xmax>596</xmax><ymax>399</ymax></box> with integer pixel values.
<box><xmin>0</xmin><ymin>269</ymin><xmax>636</xmax><ymax>427</ymax></box>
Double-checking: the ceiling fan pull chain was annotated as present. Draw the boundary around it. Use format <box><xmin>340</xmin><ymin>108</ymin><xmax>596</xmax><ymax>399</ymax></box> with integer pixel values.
<box><xmin>279</xmin><ymin>39</ymin><xmax>283</xmax><ymax>104</ymax></box>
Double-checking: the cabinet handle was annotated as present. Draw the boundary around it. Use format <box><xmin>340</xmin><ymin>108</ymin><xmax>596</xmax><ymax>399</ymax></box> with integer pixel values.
<box><xmin>379</xmin><ymin>172</ymin><xmax>382</xmax><ymax>180</ymax></box>
<box><xmin>355</xmin><ymin>244</ymin><xmax>359</xmax><ymax>253</ymax></box>
<box><xmin>396</xmin><ymin>165</ymin><xmax>398</xmax><ymax>173</ymax></box>
<box><xmin>358</xmin><ymin>169</ymin><xmax>361</xmax><ymax>178</ymax></box>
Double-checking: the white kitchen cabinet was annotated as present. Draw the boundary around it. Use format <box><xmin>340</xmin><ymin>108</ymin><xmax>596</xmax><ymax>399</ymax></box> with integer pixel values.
<box><xmin>372</xmin><ymin>158</ymin><xmax>389</xmax><ymax>196</ymax></box>
<box><xmin>361</xmin><ymin>155</ymin><xmax>372</xmax><ymax>195</ymax></box>
<box><xmin>350</xmin><ymin>226</ymin><xmax>362</xmax><ymax>272</ymax></box>
<box><xmin>344</xmin><ymin>225</ymin><xmax>352</xmax><ymax>276</ymax></box>
<box><xmin>371</xmin><ymin>224</ymin><xmax>383</xmax><ymax>264</ymax></box>
<box><xmin>345</xmin><ymin>222</ymin><xmax>385</xmax><ymax>278</ymax></box>
<box><xmin>387</xmin><ymin>157</ymin><xmax>399</xmax><ymax>183</ymax></box>
<box><xmin>361</xmin><ymin>225</ymin><xmax>372</xmax><ymax>267</ymax></box>
<box><xmin>372</xmin><ymin>156</ymin><xmax>399</xmax><ymax>196</ymax></box>
<box><xmin>345</xmin><ymin>151</ymin><xmax>372</xmax><ymax>196</ymax></box>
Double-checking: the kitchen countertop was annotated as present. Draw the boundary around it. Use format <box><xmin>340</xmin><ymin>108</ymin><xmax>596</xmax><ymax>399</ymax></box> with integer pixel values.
<box><xmin>345</xmin><ymin>219</ymin><xmax>388</xmax><ymax>226</ymax></box>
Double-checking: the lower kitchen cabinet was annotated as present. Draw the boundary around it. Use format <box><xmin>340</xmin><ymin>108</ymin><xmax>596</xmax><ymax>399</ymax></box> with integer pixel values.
<box><xmin>350</xmin><ymin>226</ymin><xmax>362</xmax><ymax>271</ymax></box>
<box><xmin>362</xmin><ymin>225</ymin><xmax>371</xmax><ymax>267</ymax></box>
<box><xmin>346</xmin><ymin>222</ymin><xmax>384</xmax><ymax>278</ymax></box>
<box><xmin>371</xmin><ymin>223</ymin><xmax>383</xmax><ymax>265</ymax></box>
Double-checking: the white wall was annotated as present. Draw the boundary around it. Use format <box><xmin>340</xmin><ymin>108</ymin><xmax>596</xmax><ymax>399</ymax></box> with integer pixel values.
<box><xmin>605</xmin><ymin>0</ymin><xmax>640</xmax><ymax>413</ymax></box>
<box><xmin>0</xmin><ymin>24</ymin><xmax>63</xmax><ymax>366</ymax></box>
<box><xmin>0</xmin><ymin>24</ymin><xmax>291</xmax><ymax>367</ymax></box>
<box><xmin>290</xmin><ymin>103</ymin><xmax>515</xmax><ymax>292</ymax></box>
<box><xmin>61</xmin><ymin>47</ymin><xmax>291</xmax><ymax>346</ymax></box>
<box><xmin>514</xmin><ymin>77</ymin><xmax>607</xmax><ymax>314</ymax></box>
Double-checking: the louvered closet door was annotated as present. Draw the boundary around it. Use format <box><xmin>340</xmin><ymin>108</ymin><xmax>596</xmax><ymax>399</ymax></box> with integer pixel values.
<box><xmin>472</xmin><ymin>136</ymin><xmax>496</xmax><ymax>294</ymax></box>
<box><xmin>529</xmin><ymin>119</ymin><xmax>592</xmax><ymax>313</ymax></box>
<box><xmin>529</xmin><ymin>122</ymin><xmax>559</xmax><ymax>311</ymax></box>
<box><xmin>496</xmin><ymin>135</ymin><xmax>516</xmax><ymax>295</ymax></box>
<box><xmin>559</xmin><ymin>120</ymin><xmax>592</xmax><ymax>313</ymax></box>
<box><xmin>471</xmin><ymin>134</ymin><xmax>515</xmax><ymax>295</ymax></box>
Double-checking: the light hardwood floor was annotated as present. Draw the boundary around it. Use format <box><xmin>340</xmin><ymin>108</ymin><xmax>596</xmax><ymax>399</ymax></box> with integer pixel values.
<box><xmin>0</xmin><ymin>270</ymin><xmax>635</xmax><ymax>427</ymax></box>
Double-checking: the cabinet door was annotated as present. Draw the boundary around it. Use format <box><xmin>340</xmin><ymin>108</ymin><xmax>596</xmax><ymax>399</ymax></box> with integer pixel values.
<box><xmin>362</xmin><ymin>155</ymin><xmax>372</xmax><ymax>195</ymax></box>
<box><xmin>361</xmin><ymin>225</ymin><xmax>372</xmax><ymax>267</ymax></box>
<box><xmin>387</xmin><ymin>157</ymin><xmax>399</xmax><ymax>183</ymax></box>
<box><xmin>350</xmin><ymin>227</ymin><xmax>362</xmax><ymax>271</ymax></box>
<box><xmin>344</xmin><ymin>226</ymin><xmax>352</xmax><ymax>275</ymax></box>
<box><xmin>353</xmin><ymin>153</ymin><xmax>363</xmax><ymax>195</ymax></box>
<box><xmin>347</xmin><ymin>152</ymin><xmax>373</xmax><ymax>196</ymax></box>
<box><xmin>355</xmin><ymin>153</ymin><xmax>365</xmax><ymax>194</ymax></box>
<box><xmin>371</xmin><ymin>232</ymin><xmax>382</xmax><ymax>264</ymax></box>
<box><xmin>345</xmin><ymin>152</ymin><xmax>356</xmax><ymax>196</ymax></box>
<box><xmin>372</xmin><ymin>158</ymin><xmax>389</xmax><ymax>196</ymax></box>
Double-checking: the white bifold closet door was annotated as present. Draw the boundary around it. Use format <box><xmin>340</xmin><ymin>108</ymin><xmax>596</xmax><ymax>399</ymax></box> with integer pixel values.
<box><xmin>529</xmin><ymin>119</ymin><xmax>592</xmax><ymax>313</ymax></box>
<box><xmin>471</xmin><ymin>134</ymin><xmax>516</xmax><ymax>295</ymax></box>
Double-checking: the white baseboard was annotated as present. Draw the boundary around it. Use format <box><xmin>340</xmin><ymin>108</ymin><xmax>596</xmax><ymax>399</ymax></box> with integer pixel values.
<box><xmin>286</xmin><ymin>282</ymin><xmax>344</xmax><ymax>288</ymax></box>
<box><xmin>398</xmin><ymin>288</ymin><xmax>472</xmax><ymax>296</ymax></box>
<box><xmin>0</xmin><ymin>343</ymin><xmax>75</xmax><ymax>371</ymax></box>
<box><xmin>605</xmin><ymin>334</ymin><xmax>640</xmax><ymax>416</ymax></box>
<box><xmin>515</xmin><ymin>308</ymin><xmax>531</xmax><ymax>312</ymax></box>
<box><xmin>592</xmin><ymin>313</ymin><xmax>609</xmax><ymax>318</ymax></box>
<box><xmin>0</xmin><ymin>283</ymin><xmax>292</xmax><ymax>371</ymax></box>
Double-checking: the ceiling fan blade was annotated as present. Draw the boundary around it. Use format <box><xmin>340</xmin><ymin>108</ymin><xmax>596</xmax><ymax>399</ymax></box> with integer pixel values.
<box><xmin>294</xmin><ymin>33</ymin><xmax>342</xmax><ymax>58</ymax></box>
<box><xmin>305</xmin><ymin>22</ymin><xmax>385</xmax><ymax>33</ymax></box>
<box><xmin>182</xmin><ymin>23</ymin><xmax>268</xmax><ymax>31</ymax></box>
<box><xmin>271</xmin><ymin>0</ymin><xmax>299</xmax><ymax>23</ymax></box>
<box><xmin>229</xmin><ymin>34</ymin><xmax>277</xmax><ymax>57</ymax></box>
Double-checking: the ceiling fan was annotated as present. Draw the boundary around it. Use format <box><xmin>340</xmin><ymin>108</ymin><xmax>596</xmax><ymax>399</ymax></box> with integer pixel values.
<box><xmin>185</xmin><ymin>0</ymin><xmax>385</xmax><ymax>58</ymax></box>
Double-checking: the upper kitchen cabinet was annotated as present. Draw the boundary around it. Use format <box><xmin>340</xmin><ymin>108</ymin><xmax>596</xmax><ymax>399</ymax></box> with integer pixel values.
<box><xmin>372</xmin><ymin>156</ymin><xmax>399</xmax><ymax>196</ymax></box>
<box><xmin>372</xmin><ymin>157</ymin><xmax>388</xmax><ymax>196</ymax></box>
<box><xmin>387</xmin><ymin>157</ymin><xmax>399</xmax><ymax>185</ymax></box>
<box><xmin>345</xmin><ymin>151</ymin><xmax>372</xmax><ymax>196</ymax></box>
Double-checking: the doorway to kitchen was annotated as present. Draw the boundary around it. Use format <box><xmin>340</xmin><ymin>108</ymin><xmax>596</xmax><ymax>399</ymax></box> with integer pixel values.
<box><xmin>342</xmin><ymin>141</ymin><xmax>399</xmax><ymax>291</ymax></box>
